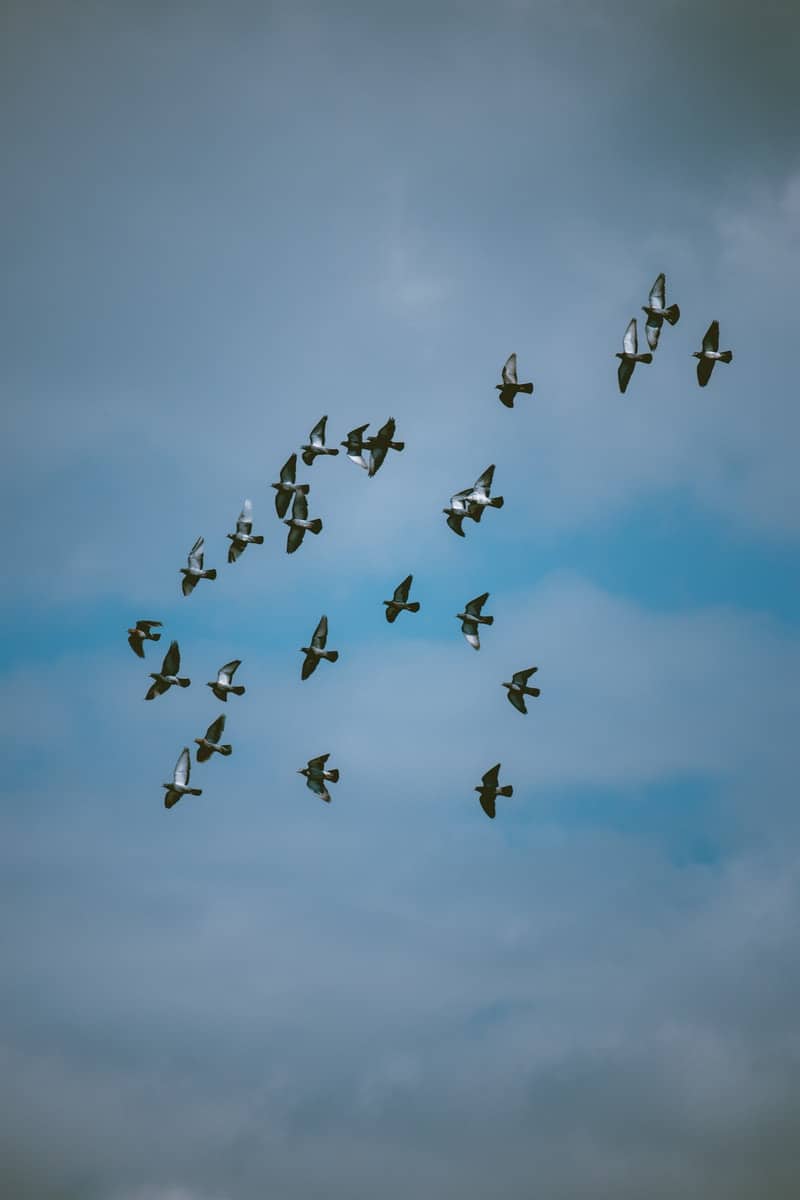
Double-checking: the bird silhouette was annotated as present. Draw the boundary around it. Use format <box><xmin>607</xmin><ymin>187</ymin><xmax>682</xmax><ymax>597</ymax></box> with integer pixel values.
<box><xmin>693</xmin><ymin>320</ymin><xmax>733</xmax><ymax>386</ymax></box>
<box><xmin>384</xmin><ymin>574</ymin><xmax>420</xmax><ymax>623</ymax></box>
<box><xmin>496</xmin><ymin>353</ymin><xmax>534</xmax><ymax>408</ymax></box>
<box><xmin>474</xmin><ymin>762</ymin><xmax>513</xmax><ymax>819</ymax></box>
<box><xmin>145</xmin><ymin>640</ymin><xmax>190</xmax><ymax>700</ymax></box>
<box><xmin>163</xmin><ymin>747</ymin><xmax>202</xmax><ymax>809</ymax></box>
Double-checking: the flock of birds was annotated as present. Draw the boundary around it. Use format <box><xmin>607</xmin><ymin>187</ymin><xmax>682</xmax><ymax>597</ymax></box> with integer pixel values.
<box><xmin>127</xmin><ymin>273</ymin><xmax>733</xmax><ymax>817</ymax></box>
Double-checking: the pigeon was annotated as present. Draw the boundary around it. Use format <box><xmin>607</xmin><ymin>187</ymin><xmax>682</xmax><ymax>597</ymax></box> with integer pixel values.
<box><xmin>284</xmin><ymin>490</ymin><xmax>323</xmax><ymax>554</ymax></box>
<box><xmin>383</xmin><ymin>574</ymin><xmax>420</xmax><ymax>623</ymax></box>
<box><xmin>163</xmin><ymin>747</ymin><xmax>202</xmax><ymax>809</ymax></box>
<box><xmin>206</xmin><ymin>659</ymin><xmax>245</xmax><ymax>702</ymax></box>
<box><xmin>341</xmin><ymin>423</ymin><xmax>371</xmax><ymax>470</ymax></box>
<box><xmin>364</xmin><ymin>417</ymin><xmax>405</xmax><ymax>477</ymax></box>
<box><xmin>462</xmin><ymin>464</ymin><xmax>504</xmax><ymax>515</ymax></box>
<box><xmin>474</xmin><ymin>763</ymin><xmax>513</xmax><ymax>820</ymax></box>
<box><xmin>298</xmin><ymin>752</ymin><xmax>340</xmax><ymax>803</ymax></box>
<box><xmin>271</xmin><ymin>453</ymin><xmax>309</xmax><ymax>518</ymax></box>
<box><xmin>195</xmin><ymin>714</ymin><xmax>232</xmax><ymax>763</ymax></box>
<box><xmin>301</xmin><ymin>416</ymin><xmax>339</xmax><ymax>467</ymax></box>
<box><xmin>226</xmin><ymin>499</ymin><xmax>265</xmax><ymax>564</ymax></box>
<box><xmin>180</xmin><ymin>536</ymin><xmax>217</xmax><ymax>596</ymax></box>
<box><xmin>442</xmin><ymin>491</ymin><xmax>477</xmax><ymax>537</ymax></box>
<box><xmin>693</xmin><ymin>320</ymin><xmax>733</xmax><ymax>386</ymax></box>
<box><xmin>456</xmin><ymin>592</ymin><xmax>493</xmax><ymax>650</ymax></box>
<box><xmin>616</xmin><ymin>318</ymin><xmax>653</xmax><ymax>394</ymax></box>
<box><xmin>496</xmin><ymin>353</ymin><xmax>534</xmax><ymax>408</ymax></box>
<box><xmin>642</xmin><ymin>273</ymin><xmax>680</xmax><ymax>351</ymax></box>
<box><xmin>127</xmin><ymin>619</ymin><xmax>162</xmax><ymax>658</ymax></box>
<box><xmin>145</xmin><ymin>640</ymin><xmax>191</xmax><ymax>700</ymax></box>
<box><xmin>300</xmin><ymin>614</ymin><xmax>339</xmax><ymax>680</ymax></box>
<box><xmin>502</xmin><ymin>666</ymin><xmax>540</xmax><ymax>715</ymax></box>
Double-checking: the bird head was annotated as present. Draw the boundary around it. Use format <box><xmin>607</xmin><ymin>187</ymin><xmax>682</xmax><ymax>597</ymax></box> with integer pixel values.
<box><xmin>691</xmin><ymin>351</ymin><xmax>702</xmax><ymax>358</ymax></box>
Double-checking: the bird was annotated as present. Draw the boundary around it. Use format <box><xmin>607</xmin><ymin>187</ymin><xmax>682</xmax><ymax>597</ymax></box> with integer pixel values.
<box><xmin>456</xmin><ymin>592</ymin><xmax>493</xmax><ymax>650</ymax></box>
<box><xmin>127</xmin><ymin>619</ymin><xmax>162</xmax><ymax>658</ymax></box>
<box><xmin>693</xmin><ymin>320</ymin><xmax>733</xmax><ymax>386</ymax></box>
<box><xmin>298</xmin><ymin>753</ymin><xmax>340</xmax><ymax>803</ymax></box>
<box><xmin>163</xmin><ymin>747</ymin><xmax>202</xmax><ymax>809</ymax></box>
<box><xmin>195</xmin><ymin>714</ymin><xmax>232</xmax><ymax>763</ymax></box>
<box><xmin>300</xmin><ymin>614</ymin><xmax>339</xmax><ymax>680</ymax></box>
<box><xmin>340</xmin><ymin>423</ymin><xmax>371</xmax><ymax>470</ymax></box>
<box><xmin>226</xmin><ymin>499</ymin><xmax>264</xmax><ymax>563</ymax></box>
<box><xmin>462</xmin><ymin>464</ymin><xmax>504</xmax><ymax>516</ymax></box>
<box><xmin>383</xmin><ymin>574</ymin><xmax>420</xmax><ymax>623</ymax></box>
<box><xmin>145</xmin><ymin>640</ymin><xmax>191</xmax><ymax>700</ymax></box>
<box><xmin>284</xmin><ymin>490</ymin><xmax>323</xmax><ymax>554</ymax></box>
<box><xmin>206</xmin><ymin>660</ymin><xmax>245</xmax><ymax>702</ymax></box>
<box><xmin>642</xmin><ymin>273</ymin><xmax>680</xmax><ymax>350</ymax></box>
<box><xmin>502</xmin><ymin>666</ymin><xmax>540</xmax><ymax>714</ymax></box>
<box><xmin>474</xmin><ymin>763</ymin><xmax>513</xmax><ymax>819</ymax></box>
<box><xmin>180</xmin><ymin>536</ymin><xmax>216</xmax><ymax>596</ymax></box>
<box><xmin>271</xmin><ymin>453</ymin><xmax>309</xmax><ymax>518</ymax></box>
<box><xmin>301</xmin><ymin>416</ymin><xmax>339</xmax><ymax>466</ymax></box>
<box><xmin>616</xmin><ymin>318</ymin><xmax>652</xmax><ymax>394</ymax></box>
<box><xmin>496</xmin><ymin>353</ymin><xmax>534</xmax><ymax>408</ymax></box>
<box><xmin>442</xmin><ymin>491</ymin><xmax>477</xmax><ymax>537</ymax></box>
<box><xmin>364</xmin><ymin>417</ymin><xmax>405</xmax><ymax>477</ymax></box>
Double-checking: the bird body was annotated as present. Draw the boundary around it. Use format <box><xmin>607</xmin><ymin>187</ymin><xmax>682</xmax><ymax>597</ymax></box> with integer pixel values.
<box><xmin>616</xmin><ymin>318</ymin><xmax>653</xmax><ymax>393</ymax></box>
<box><xmin>163</xmin><ymin>747</ymin><xmax>202</xmax><ymax>808</ymax></box>
<box><xmin>271</xmin><ymin>454</ymin><xmax>310</xmax><ymax>518</ymax></box>
<box><xmin>300</xmin><ymin>614</ymin><xmax>339</xmax><ymax>679</ymax></box>
<box><xmin>502</xmin><ymin>666</ymin><xmax>540</xmax><ymax>715</ymax></box>
<box><xmin>180</xmin><ymin>537</ymin><xmax>216</xmax><ymax>596</ymax></box>
<box><xmin>496</xmin><ymin>353</ymin><xmax>534</xmax><ymax>408</ymax></box>
<box><xmin>642</xmin><ymin>273</ymin><xmax>681</xmax><ymax>350</ymax></box>
<box><xmin>384</xmin><ymin>574</ymin><xmax>420</xmax><ymax>623</ymax></box>
<box><xmin>298</xmin><ymin>753</ymin><xmax>340</xmax><ymax>803</ymax></box>
<box><xmin>127</xmin><ymin>619</ymin><xmax>162</xmax><ymax>658</ymax></box>
<box><xmin>227</xmin><ymin>499</ymin><xmax>264</xmax><ymax>563</ymax></box>
<box><xmin>284</xmin><ymin>491</ymin><xmax>323</xmax><ymax>553</ymax></box>
<box><xmin>301</xmin><ymin>416</ymin><xmax>339</xmax><ymax>466</ymax></box>
<box><xmin>195</xmin><ymin>713</ymin><xmax>232</xmax><ymax>762</ymax></box>
<box><xmin>456</xmin><ymin>592</ymin><xmax>493</xmax><ymax>650</ymax></box>
<box><xmin>145</xmin><ymin>640</ymin><xmax>190</xmax><ymax>700</ymax></box>
<box><xmin>692</xmin><ymin>320</ymin><xmax>733</xmax><ymax>386</ymax></box>
<box><xmin>474</xmin><ymin>762</ymin><xmax>514</xmax><ymax>819</ymax></box>
<box><xmin>206</xmin><ymin>659</ymin><xmax>245</xmax><ymax>702</ymax></box>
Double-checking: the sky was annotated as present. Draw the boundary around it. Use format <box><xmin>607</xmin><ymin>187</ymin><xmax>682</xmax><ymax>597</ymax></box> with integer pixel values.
<box><xmin>1</xmin><ymin>1</ymin><xmax>799</xmax><ymax>1196</ymax></box>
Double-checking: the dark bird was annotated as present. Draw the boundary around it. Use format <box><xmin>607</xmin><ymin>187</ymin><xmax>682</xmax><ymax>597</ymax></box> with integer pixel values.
<box><xmin>693</xmin><ymin>320</ymin><xmax>733</xmax><ymax>386</ymax></box>
<box><xmin>145</xmin><ymin>640</ymin><xmax>191</xmax><ymax>700</ymax></box>
<box><xmin>301</xmin><ymin>416</ymin><xmax>339</xmax><ymax>467</ymax></box>
<box><xmin>163</xmin><ymin>747</ymin><xmax>202</xmax><ymax>809</ymax></box>
<box><xmin>298</xmin><ymin>752</ymin><xmax>340</xmax><ymax>803</ymax></box>
<box><xmin>383</xmin><ymin>574</ymin><xmax>420</xmax><ymax>623</ymax></box>
<box><xmin>127</xmin><ymin>619</ymin><xmax>162</xmax><ymax>658</ymax></box>
<box><xmin>364</xmin><ymin>417</ymin><xmax>405</xmax><ymax>477</ymax></box>
<box><xmin>642</xmin><ymin>273</ymin><xmax>680</xmax><ymax>351</ymax></box>
<box><xmin>227</xmin><ymin>499</ymin><xmax>264</xmax><ymax>564</ymax></box>
<box><xmin>456</xmin><ymin>592</ymin><xmax>493</xmax><ymax>650</ymax></box>
<box><xmin>284</xmin><ymin>490</ymin><xmax>323</xmax><ymax>554</ymax></box>
<box><xmin>271</xmin><ymin>453</ymin><xmax>309</xmax><ymax>518</ymax></box>
<box><xmin>195</xmin><ymin>713</ymin><xmax>232</xmax><ymax>763</ymax></box>
<box><xmin>341</xmin><ymin>423</ymin><xmax>371</xmax><ymax>470</ymax></box>
<box><xmin>496</xmin><ymin>353</ymin><xmax>534</xmax><ymax>408</ymax></box>
<box><xmin>206</xmin><ymin>659</ymin><xmax>245</xmax><ymax>702</ymax></box>
<box><xmin>502</xmin><ymin>666</ymin><xmax>540</xmax><ymax>714</ymax></box>
<box><xmin>462</xmin><ymin>464</ymin><xmax>504</xmax><ymax>516</ymax></box>
<box><xmin>300</xmin><ymin>614</ymin><xmax>339</xmax><ymax>680</ymax></box>
<box><xmin>616</xmin><ymin>318</ymin><xmax>652</xmax><ymax>394</ymax></box>
<box><xmin>474</xmin><ymin>762</ymin><xmax>513</xmax><ymax>820</ymax></box>
<box><xmin>180</xmin><ymin>536</ymin><xmax>217</xmax><ymax>596</ymax></box>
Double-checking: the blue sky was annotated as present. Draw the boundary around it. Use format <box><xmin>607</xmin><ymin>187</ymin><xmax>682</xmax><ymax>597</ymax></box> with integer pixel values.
<box><xmin>2</xmin><ymin>3</ymin><xmax>800</xmax><ymax>1198</ymax></box>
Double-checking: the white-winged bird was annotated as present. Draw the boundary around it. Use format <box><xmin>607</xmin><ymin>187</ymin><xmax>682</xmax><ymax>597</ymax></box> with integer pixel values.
<box><xmin>127</xmin><ymin>619</ymin><xmax>162</xmax><ymax>658</ymax></box>
<box><xmin>300</xmin><ymin>614</ymin><xmax>339</xmax><ymax>680</ymax></box>
<box><xmin>474</xmin><ymin>763</ymin><xmax>513</xmax><ymax>819</ymax></box>
<box><xmin>364</xmin><ymin>417</ymin><xmax>405</xmax><ymax>477</ymax></box>
<box><xmin>301</xmin><ymin>416</ymin><xmax>339</xmax><ymax>466</ymax></box>
<box><xmin>642</xmin><ymin>273</ymin><xmax>680</xmax><ymax>351</ymax></box>
<box><xmin>284</xmin><ymin>490</ymin><xmax>323</xmax><ymax>554</ymax></box>
<box><xmin>384</xmin><ymin>574</ymin><xmax>420</xmax><ymax>623</ymax></box>
<box><xmin>206</xmin><ymin>659</ymin><xmax>245</xmax><ymax>702</ymax></box>
<box><xmin>145</xmin><ymin>640</ymin><xmax>190</xmax><ymax>700</ymax></box>
<box><xmin>227</xmin><ymin>499</ymin><xmax>264</xmax><ymax>563</ymax></box>
<box><xmin>502</xmin><ymin>666</ymin><xmax>540</xmax><ymax>714</ymax></box>
<box><xmin>195</xmin><ymin>714</ymin><xmax>232</xmax><ymax>763</ymax></box>
<box><xmin>271</xmin><ymin>453</ymin><xmax>309</xmax><ymax>518</ymax></box>
<box><xmin>616</xmin><ymin>318</ymin><xmax>652</xmax><ymax>394</ymax></box>
<box><xmin>693</xmin><ymin>320</ymin><xmax>733</xmax><ymax>386</ymax></box>
<box><xmin>298</xmin><ymin>753</ymin><xmax>340</xmax><ymax>803</ymax></box>
<box><xmin>456</xmin><ymin>592</ymin><xmax>493</xmax><ymax>650</ymax></box>
<box><xmin>462</xmin><ymin>464</ymin><xmax>504</xmax><ymax>516</ymax></box>
<box><xmin>163</xmin><ymin>747</ymin><xmax>202</xmax><ymax>809</ymax></box>
<box><xmin>180</xmin><ymin>536</ymin><xmax>217</xmax><ymax>596</ymax></box>
<box><xmin>496</xmin><ymin>353</ymin><xmax>534</xmax><ymax>408</ymax></box>
<box><xmin>340</xmin><ymin>423</ymin><xmax>371</xmax><ymax>470</ymax></box>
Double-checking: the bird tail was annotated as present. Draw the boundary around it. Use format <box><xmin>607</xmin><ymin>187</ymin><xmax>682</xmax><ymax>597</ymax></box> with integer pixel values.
<box><xmin>219</xmin><ymin>744</ymin><xmax>233</xmax><ymax>756</ymax></box>
<box><xmin>251</xmin><ymin>535</ymin><xmax>265</xmax><ymax>545</ymax></box>
<box><xmin>324</xmin><ymin>650</ymin><xmax>339</xmax><ymax>663</ymax></box>
<box><xmin>664</xmin><ymin>304</ymin><xmax>680</xmax><ymax>325</ymax></box>
<box><xmin>178</xmin><ymin>677</ymin><xmax>191</xmax><ymax>688</ymax></box>
<box><xmin>204</xmin><ymin>569</ymin><xmax>217</xmax><ymax>580</ymax></box>
<box><xmin>483</xmin><ymin>615</ymin><xmax>494</xmax><ymax>626</ymax></box>
<box><xmin>490</xmin><ymin>496</ymin><xmax>504</xmax><ymax>509</ymax></box>
<box><xmin>524</xmin><ymin>686</ymin><xmax>541</xmax><ymax>698</ymax></box>
<box><xmin>189</xmin><ymin>787</ymin><xmax>203</xmax><ymax>796</ymax></box>
<box><xmin>389</xmin><ymin>441</ymin><xmax>405</xmax><ymax>451</ymax></box>
<box><xmin>150</xmin><ymin>632</ymin><xmax>161</xmax><ymax>641</ymax></box>
<box><xmin>636</xmin><ymin>353</ymin><xmax>653</xmax><ymax>364</ymax></box>
<box><xmin>519</xmin><ymin>382</ymin><xmax>534</xmax><ymax>394</ymax></box>
<box><xmin>309</xmin><ymin>519</ymin><xmax>323</xmax><ymax>535</ymax></box>
<box><xmin>498</xmin><ymin>785</ymin><xmax>514</xmax><ymax>798</ymax></box>
<box><xmin>406</xmin><ymin>602</ymin><xmax>420</xmax><ymax>613</ymax></box>
<box><xmin>719</xmin><ymin>350</ymin><xmax>733</xmax><ymax>363</ymax></box>
<box><xmin>231</xmin><ymin>685</ymin><xmax>246</xmax><ymax>696</ymax></box>
<box><xmin>327</xmin><ymin>768</ymin><xmax>340</xmax><ymax>783</ymax></box>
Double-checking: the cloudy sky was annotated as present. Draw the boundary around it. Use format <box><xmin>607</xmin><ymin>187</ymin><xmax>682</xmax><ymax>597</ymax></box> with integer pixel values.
<box><xmin>2</xmin><ymin>2</ymin><xmax>800</xmax><ymax>1197</ymax></box>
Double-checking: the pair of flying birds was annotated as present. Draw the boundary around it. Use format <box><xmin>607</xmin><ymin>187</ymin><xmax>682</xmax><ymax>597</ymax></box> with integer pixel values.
<box><xmin>162</xmin><ymin>718</ymin><xmax>234</xmax><ymax>809</ymax></box>
<box><xmin>136</xmin><ymin>637</ymin><xmax>245</xmax><ymax>703</ymax></box>
<box><xmin>443</xmin><ymin>464</ymin><xmax>504</xmax><ymax>537</ymax></box>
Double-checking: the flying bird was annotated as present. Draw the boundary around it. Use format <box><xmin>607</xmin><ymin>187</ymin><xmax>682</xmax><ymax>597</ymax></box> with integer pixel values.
<box><xmin>271</xmin><ymin>453</ymin><xmax>309</xmax><ymax>518</ymax></box>
<box><xmin>206</xmin><ymin>660</ymin><xmax>245</xmax><ymax>702</ymax></box>
<box><xmin>693</xmin><ymin>320</ymin><xmax>733</xmax><ymax>386</ymax></box>
<box><xmin>301</xmin><ymin>416</ymin><xmax>339</xmax><ymax>467</ymax></box>
<box><xmin>474</xmin><ymin>763</ymin><xmax>513</xmax><ymax>820</ymax></box>
<box><xmin>642</xmin><ymin>273</ymin><xmax>681</xmax><ymax>351</ymax></box>
<box><xmin>195</xmin><ymin>714</ymin><xmax>232</xmax><ymax>763</ymax></box>
<box><xmin>462</xmin><ymin>464</ymin><xmax>504</xmax><ymax>515</ymax></box>
<box><xmin>502</xmin><ymin>666</ymin><xmax>540</xmax><ymax>715</ymax></box>
<box><xmin>442</xmin><ymin>491</ymin><xmax>477</xmax><ymax>537</ymax></box>
<box><xmin>284</xmin><ymin>490</ymin><xmax>323</xmax><ymax>554</ymax></box>
<box><xmin>616</xmin><ymin>318</ymin><xmax>653</xmax><ymax>394</ymax></box>
<box><xmin>163</xmin><ymin>747</ymin><xmax>202</xmax><ymax>809</ymax></box>
<box><xmin>364</xmin><ymin>417</ymin><xmax>405</xmax><ymax>477</ymax></box>
<box><xmin>145</xmin><ymin>640</ymin><xmax>190</xmax><ymax>700</ymax></box>
<box><xmin>227</xmin><ymin>499</ymin><xmax>264</xmax><ymax>563</ymax></box>
<box><xmin>456</xmin><ymin>592</ymin><xmax>493</xmax><ymax>650</ymax></box>
<box><xmin>300</xmin><ymin>614</ymin><xmax>339</xmax><ymax>680</ymax></box>
<box><xmin>298</xmin><ymin>752</ymin><xmax>340</xmax><ymax>803</ymax></box>
<box><xmin>340</xmin><ymin>423</ymin><xmax>371</xmax><ymax>470</ymax></box>
<box><xmin>180</xmin><ymin>536</ymin><xmax>217</xmax><ymax>596</ymax></box>
<box><xmin>383</xmin><ymin>574</ymin><xmax>420</xmax><ymax>623</ymax></box>
<box><xmin>496</xmin><ymin>353</ymin><xmax>534</xmax><ymax>408</ymax></box>
<box><xmin>127</xmin><ymin>619</ymin><xmax>162</xmax><ymax>658</ymax></box>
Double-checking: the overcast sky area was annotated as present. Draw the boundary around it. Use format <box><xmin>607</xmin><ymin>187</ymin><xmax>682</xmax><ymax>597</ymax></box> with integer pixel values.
<box><xmin>2</xmin><ymin>1</ymin><xmax>800</xmax><ymax>1197</ymax></box>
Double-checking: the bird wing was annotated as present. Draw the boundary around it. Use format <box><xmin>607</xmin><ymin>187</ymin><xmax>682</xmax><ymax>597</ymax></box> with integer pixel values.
<box><xmin>702</xmin><ymin>320</ymin><xmax>719</xmax><ymax>353</ymax></box>
<box><xmin>164</xmin><ymin>789</ymin><xmax>181</xmax><ymax>809</ymax></box>
<box><xmin>385</xmin><ymin>604</ymin><xmax>399</xmax><ymax>623</ymax></box>
<box><xmin>174</xmin><ymin>747</ymin><xmax>190</xmax><ymax>786</ymax></box>
<box><xmin>617</xmin><ymin>357</ymin><xmax>634</xmax><ymax>394</ymax></box>
<box><xmin>506</xmin><ymin>689</ymin><xmax>528</xmax><ymax>714</ymax></box>
<box><xmin>501</xmin><ymin>353</ymin><xmax>518</xmax><ymax>385</ymax></box>
<box><xmin>236</xmin><ymin>499</ymin><xmax>253</xmax><ymax>536</ymax></box>
<box><xmin>274</xmin><ymin>490</ymin><xmax>291</xmax><ymax>519</ymax></box>
<box><xmin>279</xmin><ymin>454</ymin><xmax>297</xmax><ymax>484</ymax></box>
<box><xmin>462</xmin><ymin>625</ymin><xmax>480</xmax><ymax>649</ymax></box>
<box><xmin>312</xmin><ymin>615</ymin><xmax>328</xmax><ymax>649</ymax></box>
<box><xmin>308</xmin><ymin>753</ymin><xmax>330</xmax><ymax>769</ymax></box>
<box><xmin>393</xmin><ymin>575</ymin><xmax>412</xmax><ymax>604</ymax></box>
<box><xmin>648</xmin><ymin>273</ymin><xmax>665</xmax><ymax>311</ymax></box>
<box><xmin>472</xmin><ymin>465</ymin><xmax>495</xmax><ymax>497</ymax></box>
<box><xmin>301</xmin><ymin>652</ymin><xmax>318</xmax><ymax>680</ymax></box>
<box><xmin>137</xmin><ymin>620</ymin><xmax>162</xmax><ymax>632</ymax></box>
<box><xmin>368</xmin><ymin>443</ymin><xmax>388</xmax><ymax>476</ymax></box>
<box><xmin>228</xmin><ymin>541</ymin><xmax>244</xmax><ymax>564</ymax></box>
<box><xmin>306</xmin><ymin>775</ymin><xmax>331</xmax><ymax>802</ymax></box>
<box><xmin>309</xmin><ymin>415</ymin><xmax>327</xmax><ymax>447</ymax></box>
<box><xmin>292</xmin><ymin>490</ymin><xmax>309</xmax><ymax>522</ymax></box>
<box><xmin>218</xmin><ymin>660</ymin><xmax>240</xmax><ymax>685</ymax></box>
<box><xmin>128</xmin><ymin>632</ymin><xmax>145</xmax><ymax>657</ymax></box>
<box><xmin>188</xmin><ymin>536</ymin><xmax>204</xmax><ymax>570</ymax></box>
<box><xmin>479</xmin><ymin>792</ymin><xmax>496</xmax><ymax>819</ymax></box>
<box><xmin>481</xmin><ymin>763</ymin><xmax>501</xmax><ymax>790</ymax></box>
<box><xmin>286</xmin><ymin>524</ymin><xmax>304</xmax><ymax>554</ymax></box>
<box><xmin>645</xmin><ymin>313</ymin><xmax>662</xmax><ymax>351</ymax></box>
<box><xmin>163</xmin><ymin>640</ymin><xmax>181</xmax><ymax>676</ymax></box>
<box><xmin>450</xmin><ymin>488</ymin><xmax>473</xmax><ymax>510</ymax></box>
<box><xmin>206</xmin><ymin>714</ymin><xmax>226</xmax><ymax>743</ymax></box>
<box><xmin>623</xmin><ymin>318</ymin><xmax>637</xmax><ymax>356</ymax></box>
<box><xmin>465</xmin><ymin>592</ymin><xmax>489</xmax><ymax>617</ymax></box>
<box><xmin>374</xmin><ymin>417</ymin><xmax>396</xmax><ymax>444</ymax></box>
<box><xmin>512</xmin><ymin>666</ymin><xmax>538</xmax><ymax>685</ymax></box>
<box><xmin>181</xmin><ymin>574</ymin><xmax>198</xmax><ymax>596</ymax></box>
<box><xmin>697</xmin><ymin>356</ymin><xmax>714</xmax><ymax>387</ymax></box>
<box><xmin>446</xmin><ymin>512</ymin><xmax>465</xmax><ymax>537</ymax></box>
